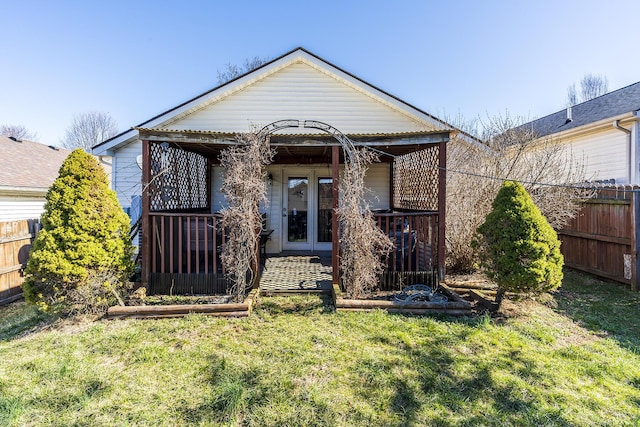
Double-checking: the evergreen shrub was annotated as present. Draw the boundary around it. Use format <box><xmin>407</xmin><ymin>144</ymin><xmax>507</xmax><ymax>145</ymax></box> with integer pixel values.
<box><xmin>473</xmin><ymin>181</ymin><xmax>563</xmax><ymax>306</ymax></box>
<box><xmin>23</xmin><ymin>149</ymin><xmax>133</xmax><ymax>313</ymax></box>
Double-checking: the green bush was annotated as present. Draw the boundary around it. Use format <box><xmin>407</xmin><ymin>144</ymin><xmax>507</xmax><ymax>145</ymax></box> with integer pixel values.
<box><xmin>473</xmin><ymin>181</ymin><xmax>563</xmax><ymax>306</ymax></box>
<box><xmin>23</xmin><ymin>149</ymin><xmax>133</xmax><ymax>313</ymax></box>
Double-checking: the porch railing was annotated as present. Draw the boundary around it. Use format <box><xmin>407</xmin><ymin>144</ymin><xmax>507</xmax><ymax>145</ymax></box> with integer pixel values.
<box><xmin>146</xmin><ymin>210</ymin><xmax>438</xmax><ymax>293</ymax></box>
<box><xmin>148</xmin><ymin>212</ymin><xmax>228</xmax><ymax>294</ymax></box>
<box><xmin>372</xmin><ymin>210</ymin><xmax>439</xmax><ymax>289</ymax></box>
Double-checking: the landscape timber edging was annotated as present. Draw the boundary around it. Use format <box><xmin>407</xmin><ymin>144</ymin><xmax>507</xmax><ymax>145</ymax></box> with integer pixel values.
<box><xmin>332</xmin><ymin>283</ymin><xmax>473</xmax><ymax>316</ymax></box>
<box><xmin>107</xmin><ymin>288</ymin><xmax>259</xmax><ymax>319</ymax></box>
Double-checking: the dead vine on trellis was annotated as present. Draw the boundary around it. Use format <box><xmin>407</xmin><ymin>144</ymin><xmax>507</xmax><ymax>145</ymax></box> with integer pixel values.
<box><xmin>338</xmin><ymin>148</ymin><xmax>394</xmax><ymax>299</ymax></box>
<box><xmin>219</xmin><ymin>132</ymin><xmax>273</xmax><ymax>300</ymax></box>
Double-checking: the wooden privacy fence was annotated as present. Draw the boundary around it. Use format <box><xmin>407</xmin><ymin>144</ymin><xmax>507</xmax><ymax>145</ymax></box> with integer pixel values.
<box><xmin>558</xmin><ymin>187</ymin><xmax>640</xmax><ymax>291</ymax></box>
<box><xmin>0</xmin><ymin>219</ymin><xmax>40</xmax><ymax>304</ymax></box>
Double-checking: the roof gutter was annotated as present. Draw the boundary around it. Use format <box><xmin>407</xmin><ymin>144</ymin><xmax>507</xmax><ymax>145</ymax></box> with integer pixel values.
<box><xmin>0</xmin><ymin>185</ymin><xmax>49</xmax><ymax>197</ymax></box>
<box><xmin>614</xmin><ymin>119</ymin><xmax>633</xmax><ymax>184</ymax></box>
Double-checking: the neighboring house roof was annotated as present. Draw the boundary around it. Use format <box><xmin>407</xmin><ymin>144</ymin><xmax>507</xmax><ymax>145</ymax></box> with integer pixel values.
<box><xmin>518</xmin><ymin>81</ymin><xmax>640</xmax><ymax>137</ymax></box>
<box><xmin>93</xmin><ymin>47</ymin><xmax>481</xmax><ymax>155</ymax></box>
<box><xmin>0</xmin><ymin>136</ymin><xmax>71</xmax><ymax>194</ymax></box>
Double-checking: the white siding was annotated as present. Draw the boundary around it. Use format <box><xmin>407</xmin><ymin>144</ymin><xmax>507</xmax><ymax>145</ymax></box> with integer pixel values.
<box><xmin>0</xmin><ymin>195</ymin><xmax>45</xmax><ymax>221</ymax></box>
<box><xmin>165</xmin><ymin>61</ymin><xmax>432</xmax><ymax>135</ymax></box>
<box><xmin>564</xmin><ymin>129</ymin><xmax>629</xmax><ymax>183</ymax></box>
<box><xmin>113</xmin><ymin>140</ymin><xmax>142</xmax><ymax>209</ymax></box>
<box><xmin>264</xmin><ymin>165</ymin><xmax>283</xmax><ymax>253</ymax></box>
<box><xmin>211</xmin><ymin>165</ymin><xmax>226</xmax><ymax>213</ymax></box>
<box><xmin>364</xmin><ymin>163</ymin><xmax>390</xmax><ymax>210</ymax></box>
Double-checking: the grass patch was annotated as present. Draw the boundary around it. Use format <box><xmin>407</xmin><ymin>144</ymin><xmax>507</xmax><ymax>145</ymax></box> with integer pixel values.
<box><xmin>0</xmin><ymin>277</ymin><xmax>639</xmax><ymax>426</ymax></box>
<box><xmin>0</xmin><ymin>301</ymin><xmax>54</xmax><ymax>341</ymax></box>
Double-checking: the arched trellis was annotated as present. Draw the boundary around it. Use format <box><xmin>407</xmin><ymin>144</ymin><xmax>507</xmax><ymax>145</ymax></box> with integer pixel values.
<box><xmin>256</xmin><ymin>119</ymin><xmax>393</xmax><ymax>289</ymax></box>
<box><xmin>257</xmin><ymin>119</ymin><xmax>360</xmax><ymax>285</ymax></box>
<box><xmin>257</xmin><ymin>119</ymin><xmax>359</xmax><ymax>162</ymax></box>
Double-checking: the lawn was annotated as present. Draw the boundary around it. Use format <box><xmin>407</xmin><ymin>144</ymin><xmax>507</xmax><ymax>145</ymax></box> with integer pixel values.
<box><xmin>0</xmin><ymin>271</ymin><xmax>639</xmax><ymax>426</ymax></box>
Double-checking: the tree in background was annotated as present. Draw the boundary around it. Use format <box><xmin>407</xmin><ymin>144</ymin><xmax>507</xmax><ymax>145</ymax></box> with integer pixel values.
<box><xmin>473</xmin><ymin>181</ymin><xmax>564</xmax><ymax>307</ymax></box>
<box><xmin>216</xmin><ymin>56</ymin><xmax>270</xmax><ymax>85</ymax></box>
<box><xmin>62</xmin><ymin>111</ymin><xmax>118</xmax><ymax>151</ymax></box>
<box><xmin>23</xmin><ymin>149</ymin><xmax>133</xmax><ymax>314</ymax></box>
<box><xmin>567</xmin><ymin>73</ymin><xmax>609</xmax><ymax>106</ymax></box>
<box><xmin>0</xmin><ymin>124</ymin><xmax>37</xmax><ymax>140</ymax></box>
<box><xmin>446</xmin><ymin>113</ymin><xmax>590</xmax><ymax>273</ymax></box>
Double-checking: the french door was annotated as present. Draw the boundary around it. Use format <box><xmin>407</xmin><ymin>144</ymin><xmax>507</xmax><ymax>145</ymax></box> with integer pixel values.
<box><xmin>282</xmin><ymin>169</ymin><xmax>333</xmax><ymax>251</ymax></box>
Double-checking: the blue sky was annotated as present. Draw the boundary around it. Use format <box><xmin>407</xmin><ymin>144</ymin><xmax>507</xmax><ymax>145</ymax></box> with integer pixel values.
<box><xmin>1</xmin><ymin>0</ymin><xmax>639</xmax><ymax>144</ymax></box>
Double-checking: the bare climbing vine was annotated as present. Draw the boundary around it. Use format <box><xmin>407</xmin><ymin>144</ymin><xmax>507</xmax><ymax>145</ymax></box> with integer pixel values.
<box><xmin>220</xmin><ymin>132</ymin><xmax>274</xmax><ymax>300</ymax></box>
<box><xmin>338</xmin><ymin>148</ymin><xmax>394</xmax><ymax>299</ymax></box>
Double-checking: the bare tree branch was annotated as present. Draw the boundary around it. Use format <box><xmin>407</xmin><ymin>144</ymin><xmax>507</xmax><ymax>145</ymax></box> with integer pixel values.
<box><xmin>216</xmin><ymin>56</ymin><xmax>270</xmax><ymax>85</ymax></box>
<box><xmin>338</xmin><ymin>148</ymin><xmax>393</xmax><ymax>298</ymax></box>
<box><xmin>0</xmin><ymin>124</ymin><xmax>37</xmax><ymax>141</ymax></box>
<box><xmin>447</xmin><ymin>112</ymin><xmax>593</xmax><ymax>273</ymax></box>
<box><xmin>62</xmin><ymin>111</ymin><xmax>118</xmax><ymax>151</ymax></box>
<box><xmin>220</xmin><ymin>132</ymin><xmax>274</xmax><ymax>300</ymax></box>
<box><xmin>567</xmin><ymin>73</ymin><xmax>608</xmax><ymax>105</ymax></box>
<box><xmin>580</xmin><ymin>73</ymin><xmax>608</xmax><ymax>101</ymax></box>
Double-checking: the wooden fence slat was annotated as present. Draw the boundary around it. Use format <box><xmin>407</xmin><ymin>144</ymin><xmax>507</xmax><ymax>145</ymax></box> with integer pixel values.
<box><xmin>0</xmin><ymin>219</ymin><xmax>39</xmax><ymax>303</ymax></box>
<box><xmin>560</xmin><ymin>187</ymin><xmax>639</xmax><ymax>290</ymax></box>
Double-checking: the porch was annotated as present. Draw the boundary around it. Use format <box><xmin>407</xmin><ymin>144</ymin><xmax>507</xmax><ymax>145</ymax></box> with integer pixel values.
<box><xmin>137</xmin><ymin>125</ymin><xmax>449</xmax><ymax>294</ymax></box>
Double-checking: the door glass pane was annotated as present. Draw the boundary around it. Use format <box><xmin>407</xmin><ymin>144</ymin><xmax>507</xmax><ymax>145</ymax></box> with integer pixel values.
<box><xmin>288</xmin><ymin>178</ymin><xmax>308</xmax><ymax>242</ymax></box>
<box><xmin>317</xmin><ymin>178</ymin><xmax>333</xmax><ymax>242</ymax></box>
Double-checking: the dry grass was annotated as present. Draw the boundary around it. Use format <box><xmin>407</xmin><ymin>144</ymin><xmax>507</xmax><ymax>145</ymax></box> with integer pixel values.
<box><xmin>1</xmin><ymin>273</ymin><xmax>639</xmax><ymax>426</ymax></box>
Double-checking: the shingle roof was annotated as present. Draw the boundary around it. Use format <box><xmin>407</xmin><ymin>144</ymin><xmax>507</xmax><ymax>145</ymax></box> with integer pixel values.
<box><xmin>0</xmin><ymin>136</ymin><xmax>71</xmax><ymax>190</ymax></box>
<box><xmin>518</xmin><ymin>81</ymin><xmax>640</xmax><ymax>137</ymax></box>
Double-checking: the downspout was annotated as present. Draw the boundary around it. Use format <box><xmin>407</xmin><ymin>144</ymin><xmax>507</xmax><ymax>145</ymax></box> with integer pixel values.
<box><xmin>614</xmin><ymin>120</ymin><xmax>632</xmax><ymax>184</ymax></box>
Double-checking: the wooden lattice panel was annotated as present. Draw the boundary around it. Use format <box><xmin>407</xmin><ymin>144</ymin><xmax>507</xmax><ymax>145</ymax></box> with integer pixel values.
<box><xmin>149</xmin><ymin>142</ymin><xmax>209</xmax><ymax>211</ymax></box>
<box><xmin>393</xmin><ymin>145</ymin><xmax>439</xmax><ymax>210</ymax></box>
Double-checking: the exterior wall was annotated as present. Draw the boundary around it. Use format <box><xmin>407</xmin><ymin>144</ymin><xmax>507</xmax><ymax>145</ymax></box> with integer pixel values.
<box><xmin>0</xmin><ymin>194</ymin><xmax>46</xmax><ymax>221</ymax></box>
<box><xmin>363</xmin><ymin>163</ymin><xmax>390</xmax><ymax>210</ymax></box>
<box><xmin>562</xmin><ymin>128</ymin><xmax>629</xmax><ymax>184</ymax></box>
<box><xmin>165</xmin><ymin>62</ymin><xmax>430</xmax><ymax>134</ymax></box>
<box><xmin>112</xmin><ymin>140</ymin><xmax>142</xmax><ymax>210</ymax></box>
<box><xmin>211</xmin><ymin>162</ymin><xmax>390</xmax><ymax>254</ymax></box>
<box><xmin>634</xmin><ymin>120</ymin><xmax>640</xmax><ymax>184</ymax></box>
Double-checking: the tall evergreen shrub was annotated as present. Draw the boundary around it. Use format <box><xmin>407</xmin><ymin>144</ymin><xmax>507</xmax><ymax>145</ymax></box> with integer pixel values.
<box><xmin>474</xmin><ymin>181</ymin><xmax>563</xmax><ymax>306</ymax></box>
<box><xmin>23</xmin><ymin>149</ymin><xmax>133</xmax><ymax>312</ymax></box>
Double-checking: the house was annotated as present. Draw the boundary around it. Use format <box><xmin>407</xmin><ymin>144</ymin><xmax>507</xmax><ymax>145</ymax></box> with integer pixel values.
<box><xmin>516</xmin><ymin>82</ymin><xmax>640</xmax><ymax>291</ymax></box>
<box><xmin>518</xmin><ymin>81</ymin><xmax>640</xmax><ymax>184</ymax></box>
<box><xmin>0</xmin><ymin>136</ymin><xmax>71</xmax><ymax>221</ymax></box>
<box><xmin>93</xmin><ymin>47</ymin><xmax>458</xmax><ymax>292</ymax></box>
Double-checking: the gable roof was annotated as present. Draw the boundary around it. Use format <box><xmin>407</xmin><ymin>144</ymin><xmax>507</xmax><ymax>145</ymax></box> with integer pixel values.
<box><xmin>0</xmin><ymin>136</ymin><xmax>71</xmax><ymax>192</ymax></box>
<box><xmin>518</xmin><ymin>81</ymin><xmax>640</xmax><ymax>137</ymax></box>
<box><xmin>94</xmin><ymin>47</ymin><xmax>479</xmax><ymax>155</ymax></box>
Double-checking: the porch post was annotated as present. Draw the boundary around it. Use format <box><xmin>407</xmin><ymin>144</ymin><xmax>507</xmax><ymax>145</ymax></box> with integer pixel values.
<box><xmin>438</xmin><ymin>138</ymin><xmax>447</xmax><ymax>281</ymax></box>
<box><xmin>332</xmin><ymin>145</ymin><xmax>340</xmax><ymax>285</ymax></box>
<box><xmin>141</xmin><ymin>139</ymin><xmax>151</xmax><ymax>288</ymax></box>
